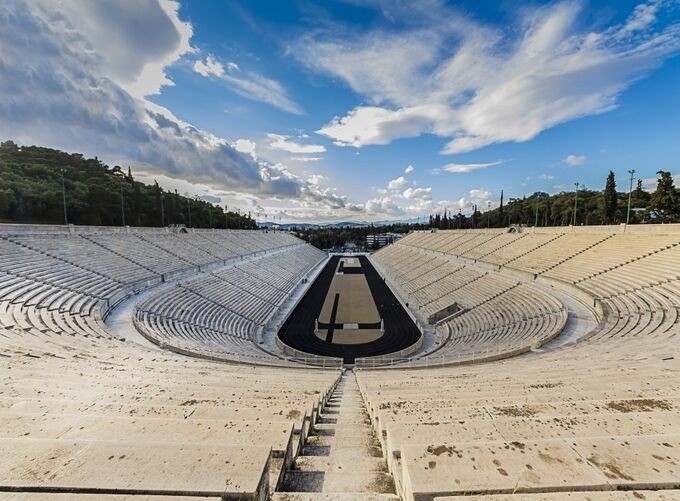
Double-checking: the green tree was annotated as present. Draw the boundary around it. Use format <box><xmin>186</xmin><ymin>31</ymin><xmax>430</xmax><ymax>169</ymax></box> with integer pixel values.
<box><xmin>603</xmin><ymin>171</ymin><xmax>618</xmax><ymax>224</ymax></box>
<box><xmin>650</xmin><ymin>171</ymin><xmax>678</xmax><ymax>221</ymax></box>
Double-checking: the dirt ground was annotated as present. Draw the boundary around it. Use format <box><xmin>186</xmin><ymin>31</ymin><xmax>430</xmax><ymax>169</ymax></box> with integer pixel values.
<box><xmin>319</xmin><ymin>274</ymin><xmax>380</xmax><ymax>324</ymax></box>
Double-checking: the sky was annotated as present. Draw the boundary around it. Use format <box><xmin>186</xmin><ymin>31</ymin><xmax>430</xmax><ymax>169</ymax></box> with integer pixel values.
<box><xmin>0</xmin><ymin>0</ymin><xmax>679</xmax><ymax>223</ymax></box>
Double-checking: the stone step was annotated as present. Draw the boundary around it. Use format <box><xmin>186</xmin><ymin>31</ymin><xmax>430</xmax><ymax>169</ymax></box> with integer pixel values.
<box><xmin>278</xmin><ymin>471</ymin><xmax>395</xmax><ymax>494</ymax></box>
<box><xmin>273</xmin><ymin>493</ymin><xmax>399</xmax><ymax>500</ymax></box>
<box><xmin>301</xmin><ymin>444</ymin><xmax>383</xmax><ymax>458</ymax></box>
<box><xmin>294</xmin><ymin>455</ymin><xmax>388</xmax><ymax>473</ymax></box>
<box><xmin>306</xmin><ymin>434</ymin><xmax>381</xmax><ymax>449</ymax></box>
<box><xmin>313</xmin><ymin>423</ymin><xmax>374</xmax><ymax>435</ymax></box>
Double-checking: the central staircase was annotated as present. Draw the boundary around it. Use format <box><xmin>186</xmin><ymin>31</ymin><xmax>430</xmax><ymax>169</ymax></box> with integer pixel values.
<box><xmin>274</xmin><ymin>369</ymin><xmax>398</xmax><ymax>500</ymax></box>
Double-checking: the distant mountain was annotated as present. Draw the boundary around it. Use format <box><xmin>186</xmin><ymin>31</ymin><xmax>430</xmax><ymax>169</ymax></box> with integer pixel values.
<box><xmin>259</xmin><ymin>217</ymin><xmax>424</xmax><ymax>229</ymax></box>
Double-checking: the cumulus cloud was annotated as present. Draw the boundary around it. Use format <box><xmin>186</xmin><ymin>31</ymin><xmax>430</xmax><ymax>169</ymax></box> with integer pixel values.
<box><xmin>404</xmin><ymin>164</ymin><xmax>415</xmax><ymax>174</ymax></box>
<box><xmin>25</xmin><ymin>0</ymin><xmax>195</xmax><ymax>98</ymax></box>
<box><xmin>193</xmin><ymin>54</ymin><xmax>303</xmax><ymax>114</ymax></box>
<box><xmin>266</xmin><ymin>133</ymin><xmax>326</xmax><ymax>154</ymax></box>
<box><xmin>364</xmin><ymin>196</ymin><xmax>403</xmax><ymax>215</ymax></box>
<box><xmin>0</xmin><ymin>1</ymin><xmax>345</xmax><ymax>214</ymax></box>
<box><xmin>564</xmin><ymin>154</ymin><xmax>587</xmax><ymax>166</ymax></box>
<box><xmin>302</xmin><ymin>1</ymin><xmax>679</xmax><ymax>154</ymax></box>
<box><xmin>232</xmin><ymin>138</ymin><xmax>257</xmax><ymax>158</ymax></box>
<box><xmin>403</xmin><ymin>186</ymin><xmax>432</xmax><ymax>200</ymax></box>
<box><xmin>539</xmin><ymin>174</ymin><xmax>555</xmax><ymax>180</ymax></box>
<box><xmin>387</xmin><ymin>176</ymin><xmax>409</xmax><ymax>191</ymax></box>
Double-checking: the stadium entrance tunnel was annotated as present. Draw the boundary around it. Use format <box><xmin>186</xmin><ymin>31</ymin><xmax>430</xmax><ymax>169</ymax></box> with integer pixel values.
<box><xmin>277</xmin><ymin>255</ymin><xmax>421</xmax><ymax>364</ymax></box>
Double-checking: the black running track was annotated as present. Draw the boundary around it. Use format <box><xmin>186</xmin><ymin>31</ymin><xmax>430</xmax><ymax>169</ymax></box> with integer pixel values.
<box><xmin>278</xmin><ymin>255</ymin><xmax>421</xmax><ymax>363</ymax></box>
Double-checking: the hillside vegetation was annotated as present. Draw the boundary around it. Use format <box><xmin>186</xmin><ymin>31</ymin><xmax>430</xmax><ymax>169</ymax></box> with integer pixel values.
<box><xmin>0</xmin><ymin>141</ymin><xmax>256</xmax><ymax>228</ymax></box>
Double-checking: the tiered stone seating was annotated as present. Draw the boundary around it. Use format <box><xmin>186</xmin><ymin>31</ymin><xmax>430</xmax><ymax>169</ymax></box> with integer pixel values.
<box><xmin>373</xmin><ymin>241</ymin><xmax>565</xmax><ymax>362</ymax></box>
<box><xmin>357</xmin><ymin>324</ymin><xmax>680</xmax><ymax>499</ymax></box>
<box><xmin>0</xmin><ymin>224</ymin><xmax>339</xmax><ymax>498</ymax></box>
<box><xmin>359</xmin><ymin>225</ymin><xmax>680</xmax><ymax>499</ymax></box>
<box><xmin>0</xmin><ymin>331</ymin><xmax>339</xmax><ymax>497</ymax></box>
<box><xmin>138</xmin><ymin>231</ymin><xmax>220</xmax><ymax>266</ymax></box>
<box><xmin>86</xmin><ymin>232</ymin><xmax>194</xmax><ymax>276</ymax></box>
<box><xmin>507</xmin><ymin>233</ymin><xmax>613</xmax><ymax>274</ymax></box>
<box><xmin>133</xmin><ymin>244</ymin><xmax>327</xmax><ymax>364</ymax></box>
<box><xmin>544</xmin><ymin>234</ymin><xmax>680</xmax><ymax>283</ymax></box>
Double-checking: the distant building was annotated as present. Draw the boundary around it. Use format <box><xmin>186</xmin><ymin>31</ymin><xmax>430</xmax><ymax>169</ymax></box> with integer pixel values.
<box><xmin>366</xmin><ymin>232</ymin><xmax>403</xmax><ymax>248</ymax></box>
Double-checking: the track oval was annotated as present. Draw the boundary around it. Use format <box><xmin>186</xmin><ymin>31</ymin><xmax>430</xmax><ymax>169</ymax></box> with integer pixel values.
<box><xmin>277</xmin><ymin>255</ymin><xmax>421</xmax><ymax>363</ymax></box>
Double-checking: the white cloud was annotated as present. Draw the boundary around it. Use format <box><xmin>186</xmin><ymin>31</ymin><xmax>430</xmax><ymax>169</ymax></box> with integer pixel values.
<box><xmin>364</xmin><ymin>196</ymin><xmax>403</xmax><ymax>215</ymax></box>
<box><xmin>232</xmin><ymin>138</ymin><xmax>257</xmax><ymax>158</ymax></box>
<box><xmin>27</xmin><ymin>0</ymin><xmax>195</xmax><ymax>98</ymax></box>
<box><xmin>291</xmin><ymin>156</ymin><xmax>322</xmax><ymax>162</ymax></box>
<box><xmin>387</xmin><ymin>176</ymin><xmax>409</xmax><ymax>191</ymax></box>
<box><xmin>0</xmin><ymin>1</ymin><xmax>346</xmax><ymax>214</ymax></box>
<box><xmin>402</xmin><ymin>186</ymin><xmax>431</xmax><ymax>200</ymax></box>
<box><xmin>193</xmin><ymin>55</ymin><xmax>224</xmax><ymax>77</ymax></box>
<box><xmin>441</xmin><ymin>160</ymin><xmax>504</xmax><ymax>173</ymax></box>
<box><xmin>266</xmin><ymin>133</ymin><xmax>326</xmax><ymax>154</ymax></box>
<box><xmin>306</xmin><ymin>174</ymin><xmax>325</xmax><ymax>186</ymax></box>
<box><xmin>620</xmin><ymin>3</ymin><xmax>658</xmax><ymax>36</ymax></box>
<box><xmin>302</xmin><ymin>1</ymin><xmax>679</xmax><ymax>154</ymax></box>
<box><xmin>564</xmin><ymin>154</ymin><xmax>587</xmax><ymax>166</ymax></box>
<box><xmin>404</xmin><ymin>164</ymin><xmax>415</xmax><ymax>174</ymax></box>
<box><xmin>193</xmin><ymin>54</ymin><xmax>303</xmax><ymax>114</ymax></box>
<box><xmin>539</xmin><ymin>174</ymin><xmax>555</xmax><ymax>180</ymax></box>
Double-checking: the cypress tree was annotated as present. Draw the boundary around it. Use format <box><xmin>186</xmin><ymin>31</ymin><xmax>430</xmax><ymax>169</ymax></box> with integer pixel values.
<box><xmin>603</xmin><ymin>171</ymin><xmax>618</xmax><ymax>224</ymax></box>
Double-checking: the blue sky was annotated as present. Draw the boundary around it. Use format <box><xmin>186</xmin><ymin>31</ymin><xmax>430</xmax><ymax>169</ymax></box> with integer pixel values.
<box><xmin>1</xmin><ymin>0</ymin><xmax>678</xmax><ymax>222</ymax></box>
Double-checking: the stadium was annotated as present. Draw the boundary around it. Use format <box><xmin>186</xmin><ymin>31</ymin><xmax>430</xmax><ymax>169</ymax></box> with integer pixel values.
<box><xmin>1</xmin><ymin>222</ymin><xmax>679</xmax><ymax>499</ymax></box>
<box><xmin>2</xmin><ymin>0</ymin><xmax>680</xmax><ymax>500</ymax></box>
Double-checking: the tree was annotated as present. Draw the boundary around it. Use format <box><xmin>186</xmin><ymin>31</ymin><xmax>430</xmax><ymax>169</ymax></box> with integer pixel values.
<box><xmin>603</xmin><ymin>171</ymin><xmax>618</xmax><ymax>224</ymax></box>
<box><xmin>650</xmin><ymin>170</ymin><xmax>678</xmax><ymax>221</ymax></box>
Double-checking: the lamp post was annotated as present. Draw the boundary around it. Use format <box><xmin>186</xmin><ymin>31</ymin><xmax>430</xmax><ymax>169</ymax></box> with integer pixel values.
<box><xmin>626</xmin><ymin>169</ymin><xmax>636</xmax><ymax>225</ymax></box>
<box><xmin>487</xmin><ymin>201</ymin><xmax>491</xmax><ymax>228</ymax></box>
<box><xmin>208</xmin><ymin>204</ymin><xmax>212</xmax><ymax>229</ymax></box>
<box><xmin>60</xmin><ymin>168</ymin><xmax>68</xmax><ymax>226</ymax></box>
<box><xmin>572</xmin><ymin>182</ymin><xmax>580</xmax><ymax>226</ymax></box>
<box><xmin>225</xmin><ymin>205</ymin><xmax>228</xmax><ymax>229</ymax></box>
<box><xmin>120</xmin><ymin>178</ymin><xmax>126</xmax><ymax>227</ymax></box>
<box><xmin>187</xmin><ymin>197</ymin><xmax>192</xmax><ymax>228</ymax></box>
<box><xmin>160</xmin><ymin>191</ymin><xmax>165</xmax><ymax>227</ymax></box>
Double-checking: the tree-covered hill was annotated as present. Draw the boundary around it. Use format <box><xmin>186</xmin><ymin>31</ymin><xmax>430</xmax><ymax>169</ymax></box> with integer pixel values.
<box><xmin>0</xmin><ymin>141</ymin><xmax>256</xmax><ymax>228</ymax></box>
<box><xmin>429</xmin><ymin>170</ymin><xmax>678</xmax><ymax>230</ymax></box>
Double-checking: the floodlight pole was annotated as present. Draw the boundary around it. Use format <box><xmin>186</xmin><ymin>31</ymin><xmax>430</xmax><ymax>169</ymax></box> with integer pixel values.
<box><xmin>626</xmin><ymin>169</ymin><xmax>636</xmax><ymax>225</ymax></box>
<box><xmin>160</xmin><ymin>191</ymin><xmax>165</xmax><ymax>227</ymax></box>
<box><xmin>120</xmin><ymin>178</ymin><xmax>126</xmax><ymax>227</ymax></box>
<box><xmin>60</xmin><ymin>168</ymin><xmax>68</xmax><ymax>226</ymax></box>
<box><xmin>225</xmin><ymin>205</ymin><xmax>228</xmax><ymax>229</ymax></box>
<box><xmin>572</xmin><ymin>182</ymin><xmax>579</xmax><ymax>226</ymax></box>
<box><xmin>209</xmin><ymin>205</ymin><xmax>212</xmax><ymax>229</ymax></box>
<box><xmin>187</xmin><ymin>198</ymin><xmax>192</xmax><ymax>228</ymax></box>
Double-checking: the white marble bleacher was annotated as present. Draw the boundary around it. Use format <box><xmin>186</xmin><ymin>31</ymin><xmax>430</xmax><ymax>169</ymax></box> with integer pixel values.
<box><xmin>0</xmin><ymin>224</ymin><xmax>340</xmax><ymax>498</ymax></box>
<box><xmin>85</xmin><ymin>232</ymin><xmax>193</xmax><ymax>276</ymax></box>
<box><xmin>358</xmin><ymin>226</ymin><xmax>680</xmax><ymax>500</ymax></box>
<box><xmin>133</xmin><ymin>243</ymin><xmax>327</xmax><ymax>364</ymax></box>
<box><xmin>6</xmin><ymin>233</ymin><xmax>157</xmax><ymax>286</ymax></box>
